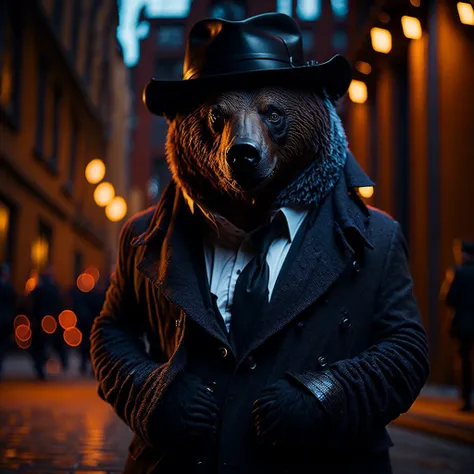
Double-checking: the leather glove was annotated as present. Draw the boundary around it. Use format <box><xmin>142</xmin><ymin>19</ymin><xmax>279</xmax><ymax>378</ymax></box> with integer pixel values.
<box><xmin>253</xmin><ymin>376</ymin><xmax>326</xmax><ymax>451</ymax></box>
<box><xmin>149</xmin><ymin>372</ymin><xmax>219</xmax><ymax>450</ymax></box>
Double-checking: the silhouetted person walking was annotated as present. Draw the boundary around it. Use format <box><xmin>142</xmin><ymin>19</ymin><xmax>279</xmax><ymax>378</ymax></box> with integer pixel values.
<box><xmin>444</xmin><ymin>241</ymin><xmax>474</xmax><ymax>411</ymax></box>
<box><xmin>0</xmin><ymin>264</ymin><xmax>16</xmax><ymax>379</ymax></box>
<box><xmin>30</xmin><ymin>268</ymin><xmax>67</xmax><ymax>379</ymax></box>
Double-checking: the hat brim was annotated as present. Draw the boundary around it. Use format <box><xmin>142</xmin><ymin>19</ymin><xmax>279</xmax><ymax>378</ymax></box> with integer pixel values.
<box><xmin>143</xmin><ymin>54</ymin><xmax>352</xmax><ymax>116</ymax></box>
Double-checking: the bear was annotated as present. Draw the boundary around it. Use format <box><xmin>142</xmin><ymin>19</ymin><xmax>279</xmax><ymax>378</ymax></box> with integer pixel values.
<box><xmin>165</xmin><ymin>87</ymin><xmax>347</xmax><ymax>232</ymax></box>
<box><xmin>91</xmin><ymin>12</ymin><xmax>429</xmax><ymax>474</ymax></box>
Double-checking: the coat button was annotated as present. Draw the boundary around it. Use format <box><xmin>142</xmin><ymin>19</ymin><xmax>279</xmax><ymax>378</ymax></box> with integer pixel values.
<box><xmin>352</xmin><ymin>260</ymin><xmax>360</xmax><ymax>273</ymax></box>
<box><xmin>247</xmin><ymin>356</ymin><xmax>257</xmax><ymax>371</ymax></box>
<box><xmin>318</xmin><ymin>356</ymin><xmax>328</xmax><ymax>368</ymax></box>
<box><xmin>340</xmin><ymin>317</ymin><xmax>352</xmax><ymax>331</ymax></box>
<box><xmin>219</xmin><ymin>346</ymin><xmax>229</xmax><ymax>358</ymax></box>
<box><xmin>297</xmin><ymin>321</ymin><xmax>305</xmax><ymax>329</ymax></box>
<box><xmin>207</xmin><ymin>381</ymin><xmax>217</xmax><ymax>393</ymax></box>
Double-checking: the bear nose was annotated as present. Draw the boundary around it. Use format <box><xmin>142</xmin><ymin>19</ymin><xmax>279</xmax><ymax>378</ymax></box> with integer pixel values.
<box><xmin>226</xmin><ymin>142</ymin><xmax>261</xmax><ymax>169</ymax></box>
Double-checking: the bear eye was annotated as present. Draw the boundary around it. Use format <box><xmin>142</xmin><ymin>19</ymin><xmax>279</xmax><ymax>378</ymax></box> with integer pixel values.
<box><xmin>267</xmin><ymin>111</ymin><xmax>282</xmax><ymax>124</ymax></box>
<box><xmin>209</xmin><ymin>108</ymin><xmax>225</xmax><ymax>132</ymax></box>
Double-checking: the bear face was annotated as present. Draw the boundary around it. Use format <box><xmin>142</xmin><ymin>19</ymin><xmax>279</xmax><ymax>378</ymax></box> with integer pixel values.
<box><xmin>165</xmin><ymin>87</ymin><xmax>346</xmax><ymax>229</ymax></box>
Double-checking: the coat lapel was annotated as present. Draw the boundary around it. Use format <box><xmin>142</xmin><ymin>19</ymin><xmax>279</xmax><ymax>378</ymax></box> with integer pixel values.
<box><xmin>136</xmin><ymin>185</ymin><xmax>229</xmax><ymax>347</ymax></box>
<box><xmin>243</xmin><ymin>155</ymin><xmax>374</xmax><ymax>360</ymax></box>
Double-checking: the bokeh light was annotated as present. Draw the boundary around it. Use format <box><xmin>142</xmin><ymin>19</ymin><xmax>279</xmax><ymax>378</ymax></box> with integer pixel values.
<box><xmin>41</xmin><ymin>315</ymin><xmax>57</xmax><ymax>334</ymax></box>
<box><xmin>355</xmin><ymin>60</ymin><xmax>371</xmax><ymax>75</ymax></box>
<box><xmin>31</xmin><ymin>236</ymin><xmax>49</xmax><ymax>270</ymax></box>
<box><xmin>370</xmin><ymin>27</ymin><xmax>392</xmax><ymax>54</ymax></box>
<box><xmin>16</xmin><ymin>336</ymin><xmax>32</xmax><ymax>350</ymax></box>
<box><xmin>85</xmin><ymin>159</ymin><xmax>106</xmax><ymax>184</ymax></box>
<box><xmin>348</xmin><ymin>80</ymin><xmax>368</xmax><ymax>104</ymax></box>
<box><xmin>58</xmin><ymin>310</ymin><xmax>77</xmax><ymax>330</ymax></box>
<box><xmin>401</xmin><ymin>16</ymin><xmax>422</xmax><ymax>40</ymax></box>
<box><xmin>457</xmin><ymin>2</ymin><xmax>474</xmax><ymax>26</ymax></box>
<box><xmin>84</xmin><ymin>265</ymin><xmax>100</xmax><ymax>283</ymax></box>
<box><xmin>93</xmin><ymin>182</ymin><xmax>115</xmax><ymax>207</ymax></box>
<box><xmin>105</xmin><ymin>196</ymin><xmax>127</xmax><ymax>222</ymax></box>
<box><xmin>24</xmin><ymin>277</ymin><xmax>37</xmax><ymax>295</ymax></box>
<box><xmin>14</xmin><ymin>314</ymin><xmax>30</xmax><ymax>329</ymax></box>
<box><xmin>77</xmin><ymin>273</ymin><xmax>95</xmax><ymax>293</ymax></box>
<box><xmin>358</xmin><ymin>186</ymin><xmax>375</xmax><ymax>198</ymax></box>
<box><xmin>15</xmin><ymin>324</ymin><xmax>32</xmax><ymax>342</ymax></box>
<box><xmin>64</xmin><ymin>327</ymin><xmax>82</xmax><ymax>347</ymax></box>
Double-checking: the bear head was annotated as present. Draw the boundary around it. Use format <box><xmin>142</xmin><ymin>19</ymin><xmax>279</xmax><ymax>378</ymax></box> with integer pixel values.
<box><xmin>165</xmin><ymin>87</ymin><xmax>347</xmax><ymax>229</ymax></box>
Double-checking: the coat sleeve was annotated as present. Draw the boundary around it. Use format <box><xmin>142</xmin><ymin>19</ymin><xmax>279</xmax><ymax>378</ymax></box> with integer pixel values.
<box><xmin>90</xmin><ymin>218</ymin><xmax>166</xmax><ymax>443</ymax></box>
<box><xmin>289</xmin><ymin>222</ymin><xmax>429</xmax><ymax>439</ymax></box>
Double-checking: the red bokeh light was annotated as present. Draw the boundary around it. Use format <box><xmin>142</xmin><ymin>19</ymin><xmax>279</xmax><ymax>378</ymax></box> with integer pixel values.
<box><xmin>58</xmin><ymin>310</ymin><xmax>77</xmax><ymax>330</ymax></box>
<box><xmin>77</xmin><ymin>273</ymin><xmax>95</xmax><ymax>293</ymax></box>
<box><xmin>16</xmin><ymin>336</ymin><xmax>32</xmax><ymax>350</ymax></box>
<box><xmin>15</xmin><ymin>324</ymin><xmax>32</xmax><ymax>342</ymax></box>
<box><xmin>41</xmin><ymin>315</ymin><xmax>57</xmax><ymax>334</ymax></box>
<box><xmin>63</xmin><ymin>327</ymin><xmax>82</xmax><ymax>347</ymax></box>
<box><xmin>14</xmin><ymin>314</ymin><xmax>30</xmax><ymax>329</ymax></box>
<box><xmin>84</xmin><ymin>265</ymin><xmax>100</xmax><ymax>283</ymax></box>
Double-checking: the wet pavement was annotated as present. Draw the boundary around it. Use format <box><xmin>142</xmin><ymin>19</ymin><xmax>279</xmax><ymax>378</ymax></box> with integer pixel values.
<box><xmin>0</xmin><ymin>356</ymin><xmax>473</xmax><ymax>473</ymax></box>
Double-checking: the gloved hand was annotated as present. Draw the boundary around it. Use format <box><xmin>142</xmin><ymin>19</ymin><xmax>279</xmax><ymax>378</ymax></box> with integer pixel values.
<box><xmin>149</xmin><ymin>372</ymin><xmax>219</xmax><ymax>450</ymax></box>
<box><xmin>253</xmin><ymin>376</ymin><xmax>326</xmax><ymax>450</ymax></box>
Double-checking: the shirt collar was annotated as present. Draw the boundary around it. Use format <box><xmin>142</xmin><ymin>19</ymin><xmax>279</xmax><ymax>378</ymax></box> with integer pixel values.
<box><xmin>182</xmin><ymin>189</ymin><xmax>308</xmax><ymax>242</ymax></box>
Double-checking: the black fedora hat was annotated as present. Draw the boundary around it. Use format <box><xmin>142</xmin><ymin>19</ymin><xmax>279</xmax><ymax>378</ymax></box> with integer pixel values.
<box><xmin>143</xmin><ymin>13</ymin><xmax>352</xmax><ymax>116</ymax></box>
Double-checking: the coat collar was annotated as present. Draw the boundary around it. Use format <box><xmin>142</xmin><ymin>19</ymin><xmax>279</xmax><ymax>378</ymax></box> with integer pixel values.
<box><xmin>133</xmin><ymin>152</ymin><xmax>375</xmax><ymax>354</ymax></box>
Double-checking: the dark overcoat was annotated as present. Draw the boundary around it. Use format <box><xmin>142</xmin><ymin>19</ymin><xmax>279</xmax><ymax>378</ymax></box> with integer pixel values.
<box><xmin>90</xmin><ymin>154</ymin><xmax>429</xmax><ymax>474</ymax></box>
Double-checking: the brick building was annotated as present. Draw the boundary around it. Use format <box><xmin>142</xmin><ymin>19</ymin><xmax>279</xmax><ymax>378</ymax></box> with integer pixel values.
<box><xmin>125</xmin><ymin>0</ymin><xmax>350</xmax><ymax>212</ymax></box>
<box><xmin>0</xmin><ymin>0</ymin><xmax>132</xmax><ymax>294</ymax></box>
<box><xmin>344</xmin><ymin>0</ymin><xmax>474</xmax><ymax>383</ymax></box>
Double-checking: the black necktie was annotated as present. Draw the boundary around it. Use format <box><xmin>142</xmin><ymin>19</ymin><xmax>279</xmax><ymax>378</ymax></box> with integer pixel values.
<box><xmin>229</xmin><ymin>214</ymin><xmax>285</xmax><ymax>358</ymax></box>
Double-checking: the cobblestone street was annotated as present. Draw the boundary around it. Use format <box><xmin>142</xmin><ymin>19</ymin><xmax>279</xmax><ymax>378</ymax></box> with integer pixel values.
<box><xmin>0</xmin><ymin>358</ymin><xmax>473</xmax><ymax>473</ymax></box>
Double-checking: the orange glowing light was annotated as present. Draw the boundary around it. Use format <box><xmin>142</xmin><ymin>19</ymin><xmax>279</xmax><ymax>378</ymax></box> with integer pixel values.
<box><xmin>46</xmin><ymin>358</ymin><xmax>61</xmax><ymax>374</ymax></box>
<box><xmin>24</xmin><ymin>277</ymin><xmax>37</xmax><ymax>295</ymax></box>
<box><xmin>58</xmin><ymin>310</ymin><xmax>77</xmax><ymax>330</ymax></box>
<box><xmin>370</xmin><ymin>27</ymin><xmax>392</xmax><ymax>54</ymax></box>
<box><xmin>84</xmin><ymin>265</ymin><xmax>100</xmax><ymax>283</ymax></box>
<box><xmin>41</xmin><ymin>315</ymin><xmax>57</xmax><ymax>334</ymax></box>
<box><xmin>85</xmin><ymin>159</ymin><xmax>106</xmax><ymax>184</ymax></box>
<box><xmin>93</xmin><ymin>181</ymin><xmax>115</xmax><ymax>207</ymax></box>
<box><xmin>14</xmin><ymin>314</ymin><xmax>30</xmax><ymax>329</ymax></box>
<box><xmin>348</xmin><ymin>80</ymin><xmax>368</xmax><ymax>104</ymax></box>
<box><xmin>457</xmin><ymin>2</ymin><xmax>474</xmax><ymax>25</ymax></box>
<box><xmin>355</xmin><ymin>61</ymin><xmax>372</xmax><ymax>75</ymax></box>
<box><xmin>16</xmin><ymin>336</ymin><xmax>32</xmax><ymax>350</ymax></box>
<box><xmin>77</xmin><ymin>273</ymin><xmax>95</xmax><ymax>293</ymax></box>
<box><xmin>401</xmin><ymin>16</ymin><xmax>422</xmax><ymax>40</ymax></box>
<box><xmin>358</xmin><ymin>186</ymin><xmax>375</xmax><ymax>198</ymax></box>
<box><xmin>64</xmin><ymin>327</ymin><xmax>82</xmax><ymax>347</ymax></box>
<box><xmin>15</xmin><ymin>324</ymin><xmax>32</xmax><ymax>342</ymax></box>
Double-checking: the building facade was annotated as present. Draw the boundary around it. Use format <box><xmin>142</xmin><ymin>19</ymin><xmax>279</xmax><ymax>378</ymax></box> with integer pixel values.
<box><xmin>0</xmin><ymin>0</ymin><xmax>131</xmax><ymax>294</ymax></box>
<box><xmin>126</xmin><ymin>0</ymin><xmax>350</xmax><ymax>212</ymax></box>
<box><xmin>344</xmin><ymin>0</ymin><xmax>474</xmax><ymax>383</ymax></box>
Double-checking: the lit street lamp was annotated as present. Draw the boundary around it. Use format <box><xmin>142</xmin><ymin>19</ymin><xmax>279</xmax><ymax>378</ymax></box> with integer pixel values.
<box><xmin>85</xmin><ymin>159</ymin><xmax>106</xmax><ymax>184</ymax></box>
<box><xmin>94</xmin><ymin>182</ymin><xmax>115</xmax><ymax>207</ymax></box>
<box><xmin>106</xmin><ymin>196</ymin><xmax>127</xmax><ymax>222</ymax></box>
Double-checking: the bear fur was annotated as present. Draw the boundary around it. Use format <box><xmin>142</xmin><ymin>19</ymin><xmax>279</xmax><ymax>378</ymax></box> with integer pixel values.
<box><xmin>164</xmin><ymin>87</ymin><xmax>348</xmax><ymax>230</ymax></box>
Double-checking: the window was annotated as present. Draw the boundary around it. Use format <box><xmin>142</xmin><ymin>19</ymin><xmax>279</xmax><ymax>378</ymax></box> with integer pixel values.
<box><xmin>155</xmin><ymin>58</ymin><xmax>184</xmax><ymax>80</ymax></box>
<box><xmin>156</xmin><ymin>25</ymin><xmax>185</xmax><ymax>49</ymax></box>
<box><xmin>32</xmin><ymin>220</ymin><xmax>53</xmax><ymax>272</ymax></box>
<box><xmin>296</xmin><ymin>0</ymin><xmax>322</xmax><ymax>21</ymax></box>
<box><xmin>0</xmin><ymin>3</ymin><xmax>21</xmax><ymax>128</ymax></box>
<box><xmin>277</xmin><ymin>0</ymin><xmax>292</xmax><ymax>16</ymax></box>
<box><xmin>74</xmin><ymin>250</ymin><xmax>84</xmax><ymax>279</ymax></box>
<box><xmin>51</xmin><ymin>84</ymin><xmax>61</xmax><ymax>169</ymax></box>
<box><xmin>332</xmin><ymin>29</ymin><xmax>347</xmax><ymax>51</ymax></box>
<box><xmin>35</xmin><ymin>56</ymin><xmax>47</xmax><ymax>156</ymax></box>
<box><xmin>66</xmin><ymin>118</ymin><xmax>79</xmax><ymax>192</ymax></box>
<box><xmin>209</xmin><ymin>1</ymin><xmax>246</xmax><ymax>20</ymax></box>
<box><xmin>0</xmin><ymin>199</ymin><xmax>15</xmax><ymax>265</ymax></box>
<box><xmin>331</xmin><ymin>0</ymin><xmax>348</xmax><ymax>19</ymax></box>
<box><xmin>70</xmin><ymin>0</ymin><xmax>81</xmax><ymax>61</ymax></box>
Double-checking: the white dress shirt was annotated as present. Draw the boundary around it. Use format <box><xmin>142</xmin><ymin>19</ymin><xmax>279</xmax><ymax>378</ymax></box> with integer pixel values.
<box><xmin>185</xmin><ymin>193</ymin><xmax>309</xmax><ymax>332</ymax></box>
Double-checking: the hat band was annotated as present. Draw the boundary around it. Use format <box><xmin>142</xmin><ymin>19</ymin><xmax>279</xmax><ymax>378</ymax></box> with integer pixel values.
<box><xmin>184</xmin><ymin>56</ymin><xmax>298</xmax><ymax>80</ymax></box>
